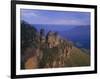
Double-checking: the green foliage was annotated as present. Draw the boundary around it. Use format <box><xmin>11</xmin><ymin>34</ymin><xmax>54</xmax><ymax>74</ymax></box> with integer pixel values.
<box><xmin>21</xmin><ymin>21</ymin><xmax>90</xmax><ymax>69</ymax></box>
<box><xmin>21</xmin><ymin>20</ymin><xmax>37</xmax><ymax>42</ymax></box>
<box><xmin>65</xmin><ymin>47</ymin><xmax>90</xmax><ymax>67</ymax></box>
<box><xmin>21</xmin><ymin>21</ymin><xmax>38</xmax><ymax>69</ymax></box>
<box><xmin>39</xmin><ymin>47</ymin><xmax>59</xmax><ymax>68</ymax></box>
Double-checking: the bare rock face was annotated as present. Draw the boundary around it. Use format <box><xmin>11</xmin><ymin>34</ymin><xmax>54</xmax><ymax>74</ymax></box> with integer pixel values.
<box><xmin>21</xmin><ymin>21</ymin><xmax>90</xmax><ymax>69</ymax></box>
<box><xmin>46</xmin><ymin>31</ymin><xmax>61</xmax><ymax>48</ymax></box>
<box><xmin>22</xmin><ymin>30</ymin><xmax>73</xmax><ymax>69</ymax></box>
<box><xmin>37</xmin><ymin>31</ymin><xmax>73</xmax><ymax>68</ymax></box>
<box><xmin>25</xmin><ymin>56</ymin><xmax>38</xmax><ymax>69</ymax></box>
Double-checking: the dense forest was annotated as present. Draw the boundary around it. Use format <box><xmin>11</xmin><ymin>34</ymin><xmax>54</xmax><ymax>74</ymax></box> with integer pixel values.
<box><xmin>21</xmin><ymin>21</ymin><xmax>90</xmax><ymax>69</ymax></box>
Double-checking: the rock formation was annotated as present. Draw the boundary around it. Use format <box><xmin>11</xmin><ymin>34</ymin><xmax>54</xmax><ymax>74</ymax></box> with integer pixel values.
<box><xmin>21</xmin><ymin>21</ymin><xmax>90</xmax><ymax>69</ymax></box>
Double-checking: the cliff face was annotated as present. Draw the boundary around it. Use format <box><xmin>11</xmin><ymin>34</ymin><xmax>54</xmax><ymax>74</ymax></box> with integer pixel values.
<box><xmin>21</xmin><ymin>21</ymin><xmax>90</xmax><ymax>69</ymax></box>
<box><xmin>38</xmin><ymin>32</ymin><xmax>73</xmax><ymax>68</ymax></box>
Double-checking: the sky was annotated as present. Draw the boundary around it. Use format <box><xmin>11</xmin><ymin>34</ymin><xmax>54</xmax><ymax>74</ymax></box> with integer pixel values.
<box><xmin>20</xmin><ymin>9</ymin><xmax>90</xmax><ymax>25</ymax></box>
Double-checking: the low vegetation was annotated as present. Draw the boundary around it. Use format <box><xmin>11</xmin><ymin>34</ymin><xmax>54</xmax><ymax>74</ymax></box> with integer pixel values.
<box><xmin>21</xmin><ymin>21</ymin><xmax>90</xmax><ymax>69</ymax></box>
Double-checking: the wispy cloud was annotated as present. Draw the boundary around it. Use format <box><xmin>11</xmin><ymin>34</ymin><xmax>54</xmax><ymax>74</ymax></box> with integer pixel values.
<box><xmin>20</xmin><ymin>9</ymin><xmax>90</xmax><ymax>25</ymax></box>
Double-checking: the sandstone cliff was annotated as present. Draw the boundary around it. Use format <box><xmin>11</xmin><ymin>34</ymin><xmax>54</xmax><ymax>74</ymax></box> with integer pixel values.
<box><xmin>21</xmin><ymin>21</ymin><xmax>90</xmax><ymax>69</ymax></box>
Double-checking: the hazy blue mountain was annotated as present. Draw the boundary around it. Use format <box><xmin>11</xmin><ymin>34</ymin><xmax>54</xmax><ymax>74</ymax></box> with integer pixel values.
<box><xmin>59</xmin><ymin>26</ymin><xmax>90</xmax><ymax>49</ymax></box>
<box><xmin>21</xmin><ymin>21</ymin><xmax>90</xmax><ymax>69</ymax></box>
<box><xmin>32</xmin><ymin>24</ymin><xmax>77</xmax><ymax>33</ymax></box>
<box><xmin>32</xmin><ymin>24</ymin><xmax>90</xmax><ymax>50</ymax></box>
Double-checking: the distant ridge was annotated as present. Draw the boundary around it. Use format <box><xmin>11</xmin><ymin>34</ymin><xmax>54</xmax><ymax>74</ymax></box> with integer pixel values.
<box><xmin>21</xmin><ymin>21</ymin><xmax>90</xmax><ymax>69</ymax></box>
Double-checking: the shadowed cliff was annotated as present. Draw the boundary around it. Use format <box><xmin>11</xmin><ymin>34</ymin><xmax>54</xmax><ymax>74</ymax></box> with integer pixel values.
<box><xmin>21</xmin><ymin>21</ymin><xmax>90</xmax><ymax>69</ymax></box>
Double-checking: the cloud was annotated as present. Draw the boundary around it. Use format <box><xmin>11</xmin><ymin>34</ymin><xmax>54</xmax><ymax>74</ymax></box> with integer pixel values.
<box><xmin>50</xmin><ymin>19</ymin><xmax>85</xmax><ymax>25</ymax></box>
<box><xmin>21</xmin><ymin>9</ymin><xmax>90</xmax><ymax>25</ymax></box>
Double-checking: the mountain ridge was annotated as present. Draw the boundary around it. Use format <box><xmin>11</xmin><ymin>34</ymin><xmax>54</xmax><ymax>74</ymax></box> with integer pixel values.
<box><xmin>21</xmin><ymin>21</ymin><xmax>90</xmax><ymax>69</ymax></box>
